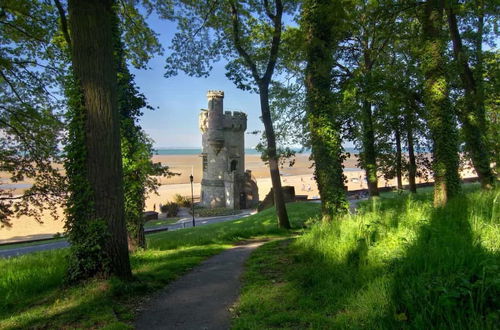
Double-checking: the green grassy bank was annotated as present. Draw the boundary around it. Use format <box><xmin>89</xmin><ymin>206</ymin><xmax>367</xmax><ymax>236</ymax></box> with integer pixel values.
<box><xmin>0</xmin><ymin>202</ymin><xmax>320</xmax><ymax>329</ymax></box>
<box><xmin>233</xmin><ymin>185</ymin><xmax>500</xmax><ymax>329</ymax></box>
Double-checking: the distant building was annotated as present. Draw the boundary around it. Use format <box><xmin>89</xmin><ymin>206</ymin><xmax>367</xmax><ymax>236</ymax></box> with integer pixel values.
<box><xmin>199</xmin><ymin>90</ymin><xmax>258</xmax><ymax>209</ymax></box>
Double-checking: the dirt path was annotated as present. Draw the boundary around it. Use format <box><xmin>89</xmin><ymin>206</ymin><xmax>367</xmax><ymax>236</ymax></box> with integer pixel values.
<box><xmin>135</xmin><ymin>240</ymin><xmax>268</xmax><ymax>330</ymax></box>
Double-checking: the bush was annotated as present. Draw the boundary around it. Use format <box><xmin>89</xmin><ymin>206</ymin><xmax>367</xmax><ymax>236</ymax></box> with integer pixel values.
<box><xmin>173</xmin><ymin>194</ymin><xmax>191</xmax><ymax>207</ymax></box>
<box><xmin>160</xmin><ymin>202</ymin><xmax>179</xmax><ymax>217</ymax></box>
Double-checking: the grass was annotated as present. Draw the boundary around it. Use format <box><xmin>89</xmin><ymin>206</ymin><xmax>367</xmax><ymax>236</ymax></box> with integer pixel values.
<box><xmin>0</xmin><ymin>202</ymin><xmax>320</xmax><ymax>329</ymax></box>
<box><xmin>233</xmin><ymin>184</ymin><xmax>500</xmax><ymax>329</ymax></box>
<box><xmin>143</xmin><ymin>218</ymin><xmax>180</xmax><ymax>229</ymax></box>
<box><xmin>191</xmin><ymin>206</ymin><xmax>242</xmax><ymax>217</ymax></box>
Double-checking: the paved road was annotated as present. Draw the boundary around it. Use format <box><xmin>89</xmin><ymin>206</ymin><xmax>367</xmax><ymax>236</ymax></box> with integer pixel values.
<box><xmin>135</xmin><ymin>240</ymin><xmax>268</xmax><ymax>330</ymax></box>
<box><xmin>0</xmin><ymin>241</ymin><xmax>70</xmax><ymax>258</ymax></box>
<box><xmin>0</xmin><ymin>210</ymin><xmax>256</xmax><ymax>259</ymax></box>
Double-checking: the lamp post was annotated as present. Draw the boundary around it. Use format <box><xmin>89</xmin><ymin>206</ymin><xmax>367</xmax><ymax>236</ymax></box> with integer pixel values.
<box><xmin>190</xmin><ymin>174</ymin><xmax>195</xmax><ymax>227</ymax></box>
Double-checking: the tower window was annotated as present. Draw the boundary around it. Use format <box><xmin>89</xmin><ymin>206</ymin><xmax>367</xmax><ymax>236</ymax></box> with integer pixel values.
<box><xmin>203</xmin><ymin>155</ymin><xmax>208</xmax><ymax>171</ymax></box>
<box><xmin>230</xmin><ymin>160</ymin><xmax>237</xmax><ymax>172</ymax></box>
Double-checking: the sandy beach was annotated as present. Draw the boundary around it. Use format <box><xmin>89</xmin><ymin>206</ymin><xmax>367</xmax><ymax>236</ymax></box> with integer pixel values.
<box><xmin>0</xmin><ymin>153</ymin><xmax>479</xmax><ymax>243</ymax></box>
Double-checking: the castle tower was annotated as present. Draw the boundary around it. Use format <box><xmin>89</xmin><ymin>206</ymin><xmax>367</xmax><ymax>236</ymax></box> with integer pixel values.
<box><xmin>199</xmin><ymin>90</ymin><xmax>250</xmax><ymax>209</ymax></box>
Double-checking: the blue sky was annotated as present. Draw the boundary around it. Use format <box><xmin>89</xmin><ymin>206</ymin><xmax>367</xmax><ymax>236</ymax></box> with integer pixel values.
<box><xmin>130</xmin><ymin>16</ymin><xmax>263</xmax><ymax>149</ymax></box>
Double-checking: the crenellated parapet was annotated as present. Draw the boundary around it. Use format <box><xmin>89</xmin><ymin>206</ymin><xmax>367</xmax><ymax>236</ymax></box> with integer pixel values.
<box><xmin>207</xmin><ymin>90</ymin><xmax>224</xmax><ymax>99</ymax></box>
<box><xmin>200</xmin><ymin>90</ymin><xmax>255</xmax><ymax>210</ymax></box>
<box><xmin>223</xmin><ymin>111</ymin><xmax>247</xmax><ymax>131</ymax></box>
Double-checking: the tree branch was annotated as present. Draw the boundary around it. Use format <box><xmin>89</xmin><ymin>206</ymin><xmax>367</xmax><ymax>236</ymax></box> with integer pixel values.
<box><xmin>53</xmin><ymin>0</ymin><xmax>72</xmax><ymax>48</ymax></box>
<box><xmin>229</xmin><ymin>1</ymin><xmax>261</xmax><ymax>83</ymax></box>
<box><xmin>0</xmin><ymin>70</ymin><xmax>28</xmax><ymax>106</ymax></box>
<box><xmin>191</xmin><ymin>0</ymin><xmax>220</xmax><ymax>38</ymax></box>
<box><xmin>263</xmin><ymin>0</ymin><xmax>276</xmax><ymax>20</ymax></box>
<box><xmin>262</xmin><ymin>0</ymin><xmax>283</xmax><ymax>84</ymax></box>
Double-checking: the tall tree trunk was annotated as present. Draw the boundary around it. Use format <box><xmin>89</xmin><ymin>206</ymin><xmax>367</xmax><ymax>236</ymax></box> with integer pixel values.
<box><xmin>259</xmin><ymin>85</ymin><xmax>291</xmax><ymax>229</ymax></box>
<box><xmin>395</xmin><ymin>126</ymin><xmax>403</xmax><ymax>190</ymax></box>
<box><xmin>68</xmin><ymin>0</ymin><xmax>131</xmax><ymax>278</ymax></box>
<box><xmin>420</xmin><ymin>0</ymin><xmax>461</xmax><ymax>207</ymax></box>
<box><xmin>303</xmin><ymin>0</ymin><xmax>348</xmax><ymax>217</ymax></box>
<box><xmin>446</xmin><ymin>4</ymin><xmax>494</xmax><ymax>189</ymax></box>
<box><xmin>229</xmin><ymin>0</ymin><xmax>290</xmax><ymax>229</ymax></box>
<box><xmin>361</xmin><ymin>100</ymin><xmax>379</xmax><ymax>197</ymax></box>
<box><xmin>405</xmin><ymin>106</ymin><xmax>417</xmax><ymax>193</ymax></box>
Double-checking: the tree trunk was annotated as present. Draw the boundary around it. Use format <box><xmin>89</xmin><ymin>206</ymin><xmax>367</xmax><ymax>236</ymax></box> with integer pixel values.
<box><xmin>395</xmin><ymin>126</ymin><xmax>403</xmax><ymax>190</ymax></box>
<box><xmin>361</xmin><ymin>100</ymin><xmax>379</xmax><ymax>197</ymax></box>
<box><xmin>405</xmin><ymin>107</ymin><xmax>417</xmax><ymax>193</ymax></box>
<box><xmin>303</xmin><ymin>0</ymin><xmax>348</xmax><ymax>217</ymax></box>
<box><xmin>420</xmin><ymin>0</ymin><xmax>461</xmax><ymax>207</ymax></box>
<box><xmin>446</xmin><ymin>4</ymin><xmax>494</xmax><ymax>189</ymax></box>
<box><xmin>68</xmin><ymin>0</ymin><xmax>131</xmax><ymax>278</ymax></box>
<box><xmin>259</xmin><ymin>85</ymin><xmax>291</xmax><ymax>229</ymax></box>
<box><xmin>128</xmin><ymin>219</ymin><xmax>146</xmax><ymax>252</ymax></box>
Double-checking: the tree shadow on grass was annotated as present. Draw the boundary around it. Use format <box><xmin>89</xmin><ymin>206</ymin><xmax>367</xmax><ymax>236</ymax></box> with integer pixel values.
<box><xmin>0</xmin><ymin>245</ymin><xmax>226</xmax><ymax>329</ymax></box>
<box><xmin>390</xmin><ymin>192</ymin><xmax>499</xmax><ymax>329</ymax></box>
<box><xmin>234</xmin><ymin>188</ymin><xmax>499</xmax><ymax>329</ymax></box>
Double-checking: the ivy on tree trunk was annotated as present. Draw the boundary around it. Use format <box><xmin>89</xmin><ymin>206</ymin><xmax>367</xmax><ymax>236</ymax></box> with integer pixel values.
<box><xmin>302</xmin><ymin>0</ymin><xmax>348</xmax><ymax>217</ymax></box>
<box><xmin>446</xmin><ymin>3</ymin><xmax>495</xmax><ymax>189</ymax></box>
<box><xmin>66</xmin><ymin>0</ymin><xmax>131</xmax><ymax>280</ymax></box>
<box><xmin>419</xmin><ymin>0</ymin><xmax>461</xmax><ymax>206</ymax></box>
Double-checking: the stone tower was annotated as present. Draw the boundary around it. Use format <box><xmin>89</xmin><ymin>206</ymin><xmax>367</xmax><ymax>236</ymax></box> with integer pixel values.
<box><xmin>199</xmin><ymin>90</ymin><xmax>258</xmax><ymax>209</ymax></box>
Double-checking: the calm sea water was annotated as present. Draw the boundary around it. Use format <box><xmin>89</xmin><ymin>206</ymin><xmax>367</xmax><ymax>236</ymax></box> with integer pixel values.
<box><xmin>154</xmin><ymin>147</ymin><xmax>359</xmax><ymax>155</ymax></box>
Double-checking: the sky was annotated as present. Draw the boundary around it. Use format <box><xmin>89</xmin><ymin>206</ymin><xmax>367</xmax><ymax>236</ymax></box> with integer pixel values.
<box><xmin>130</xmin><ymin>15</ymin><xmax>264</xmax><ymax>149</ymax></box>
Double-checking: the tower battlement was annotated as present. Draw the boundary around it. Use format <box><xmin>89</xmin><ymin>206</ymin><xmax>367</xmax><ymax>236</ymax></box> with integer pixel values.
<box><xmin>207</xmin><ymin>90</ymin><xmax>224</xmax><ymax>98</ymax></box>
<box><xmin>199</xmin><ymin>90</ymin><xmax>257</xmax><ymax>210</ymax></box>
<box><xmin>223</xmin><ymin>111</ymin><xmax>247</xmax><ymax>130</ymax></box>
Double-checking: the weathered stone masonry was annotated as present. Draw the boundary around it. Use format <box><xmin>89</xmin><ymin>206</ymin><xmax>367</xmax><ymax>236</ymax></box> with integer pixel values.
<box><xmin>199</xmin><ymin>90</ymin><xmax>258</xmax><ymax>209</ymax></box>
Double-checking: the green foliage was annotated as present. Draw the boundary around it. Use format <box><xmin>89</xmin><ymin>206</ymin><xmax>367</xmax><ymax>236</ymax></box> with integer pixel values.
<box><xmin>0</xmin><ymin>202</ymin><xmax>319</xmax><ymax>329</ymax></box>
<box><xmin>113</xmin><ymin>11</ymin><xmax>174</xmax><ymax>251</ymax></box>
<box><xmin>173</xmin><ymin>194</ymin><xmax>191</xmax><ymax>207</ymax></box>
<box><xmin>63</xmin><ymin>74</ymin><xmax>111</xmax><ymax>281</ymax></box>
<box><xmin>160</xmin><ymin>202</ymin><xmax>179</xmax><ymax>217</ymax></box>
<box><xmin>233</xmin><ymin>185</ymin><xmax>500</xmax><ymax>329</ymax></box>
<box><xmin>116</xmin><ymin>1</ymin><xmax>164</xmax><ymax>70</ymax></box>
<box><xmin>302</xmin><ymin>0</ymin><xmax>349</xmax><ymax>215</ymax></box>
<box><xmin>483</xmin><ymin>50</ymin><xmax>500</xmax><ymax>175</ymax></box>
<box><xmin>419</xmin><ymin>0</ymin><xmax>461</xmax><ymax>205</ymax></box>
<box><xmin>0</xmin><ymin>0</ymin><xmax>66</xmax><ymax>226</ymax></box>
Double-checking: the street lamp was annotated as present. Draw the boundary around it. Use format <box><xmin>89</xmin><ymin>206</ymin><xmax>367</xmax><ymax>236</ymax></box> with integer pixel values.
<box><xmin>190</xmin><ymin>174</ymin><xmax>195</xmax><ymax>227</ymax></box>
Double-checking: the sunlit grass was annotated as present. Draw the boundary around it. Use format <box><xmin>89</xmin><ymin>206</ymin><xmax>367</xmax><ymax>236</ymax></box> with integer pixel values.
<box><xmin>234</xmin><ymin>184</ymin><xmax>500</xmax><ymax>329</ymax></box>
<box><xmin>143</xmin><ymin>217</ymin><xmax>179</xmax><ymax>229</ymax></box>
<box><xmin>0</xmin><ymin>202</ymin><xmax>320</xmax><ymax>329</ymax></box>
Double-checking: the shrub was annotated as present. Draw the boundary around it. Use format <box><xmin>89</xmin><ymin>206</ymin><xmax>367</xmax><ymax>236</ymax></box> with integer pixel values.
<box><xmin>160</xmin><ymin>202</ymin><xmax>179</xmax><ymax>217</ymax></box>
<box><xmin>173</xmin><ymin>194</ymin><xmax>191</xmax><ymax>207</ymax></box>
